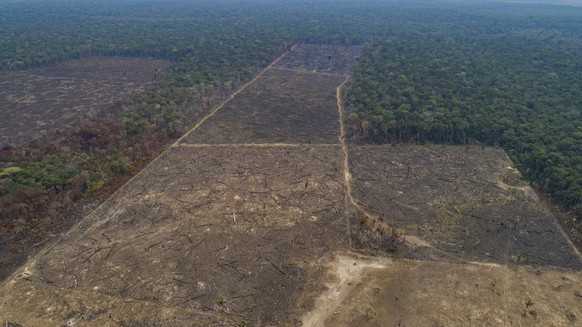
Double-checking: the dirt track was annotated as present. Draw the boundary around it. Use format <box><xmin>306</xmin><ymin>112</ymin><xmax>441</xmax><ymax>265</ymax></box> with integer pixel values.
<box><xmin>1</xmin><ymin>44</ymin><xmax>581</xmax><ymax>327</ymax></box>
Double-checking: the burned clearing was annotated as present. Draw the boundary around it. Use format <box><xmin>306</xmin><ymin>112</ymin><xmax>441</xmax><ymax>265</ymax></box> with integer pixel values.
<box><xmin>181</xmin><ymin>69</ymin><xmax>345</xmax><ymax>145</ymax></box>
<box><xmin>273</xmin><ymin>44</ymin><xmax>362</xmax><ymax>75</ymax></box>
<box><xmin>349</xmin><ymin>145</ymin><xmax>582</xmax><ymax>269</ymax></box>
<box><xmin>0</xmin><ymin>145</ymin><xmax>347</xmax><ymax>326</ymax></box>
<box><xmin>1</xmin><ymin>44</ymin><xmax>581</xmax><ymax>327</ymax></box>
<box><xmin>0</xmin><ymin>57</ymin><xmax>169</xmax><ymax>144</ymax></box>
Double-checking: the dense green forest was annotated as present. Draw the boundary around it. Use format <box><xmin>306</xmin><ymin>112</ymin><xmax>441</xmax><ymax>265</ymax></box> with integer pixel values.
<box><xmin>0</xmin><ymin>0</ymin><xmax>580</xmax><ymax>252</ymax></box>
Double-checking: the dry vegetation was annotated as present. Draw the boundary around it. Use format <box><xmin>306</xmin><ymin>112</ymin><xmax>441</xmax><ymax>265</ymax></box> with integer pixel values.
<box><xmin>323</xmin><ymin>258</ymin><xmax>582</xmax><ymax>326</ymax></box>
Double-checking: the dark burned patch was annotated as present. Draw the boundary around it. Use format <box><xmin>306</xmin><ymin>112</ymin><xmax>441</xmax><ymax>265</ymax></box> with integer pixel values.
<box><xmin>349</xmin><ymin>145</ymin><xmax>582</xmax><ymax>269</ymax></box>
<box><xmin>182</xmin><ymin>69</ymin><xmax>345</xmax><ymax>145</ymax></box>
<box><xmin>462</xmin><ymin>202</ymin><xmax>582</xmax><ymax>269</ymax></box>
<box><xmin>274</xmin><ymin>44</ymin><xmax>362</xmax><ymax>75</ymax></box>
<box><xmin>31</xmin><ymin>56</ymin><xmax>168</xmax><ymax>82</ymax></box>
<box><xmin>9</xmin><ymin>145</ymin><xmax>346</xmax><ymax>325</ymax></box>
<box><xmin>0</xmin><ymin>57</ymin><xmax>169</xmax><ymax>144</ymax></box>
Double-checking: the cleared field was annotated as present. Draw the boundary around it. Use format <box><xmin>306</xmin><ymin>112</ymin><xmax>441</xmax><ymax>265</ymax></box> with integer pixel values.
<box><xmin>273</xmin><ymin>44</ymin><xmax>362</xmax><ymax>75</ymax></box>
<box><xmin>181</xmin><ymin>69</ymin><xmax>345</xmax><ymax>145</ymax></box>
<box><xmin>0</xmin><ymin>57</ymin><xmax>168</xmax><ymax>144</ymax></box>
<box><xmin>349</xmin><ymin>145</ymin><xmax>582</xmax><ymax>269</ymax></box>
<box><xmin>0</xmin><ymin>145</ymin><xmax>347</xmax><ymax>326</ymax></box>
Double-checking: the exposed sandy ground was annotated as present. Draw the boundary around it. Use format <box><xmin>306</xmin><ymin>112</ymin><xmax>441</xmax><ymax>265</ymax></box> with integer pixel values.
<box><xmin>321</xmin><ymin>256</ymin><xmax>582</xmax><ymax>326</ymax></box>
<box><xmin>301</xmin><ymin>254</ymin><xmax>391</xmax><ymax>327</ymax></box>
<box><xmin>1</xmin><ymin>44</ymin><xmax>580</xmax><ymax>327</ymax></box>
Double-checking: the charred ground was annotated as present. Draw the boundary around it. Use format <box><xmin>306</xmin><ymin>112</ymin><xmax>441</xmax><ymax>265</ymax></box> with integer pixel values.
<box><xmin>349</xmin><ymin>145</ymin><xmax>581</xmax><ymax>269</ymax></box>
<box><xmin>0</xmin><ymin>57</ymin><xmax>169</xmax><ymax>144</ymax></box>
<box><xmin>181</xmin><ymin>69</ymin><xmax>345</xmax><ymax>145</ymax></box>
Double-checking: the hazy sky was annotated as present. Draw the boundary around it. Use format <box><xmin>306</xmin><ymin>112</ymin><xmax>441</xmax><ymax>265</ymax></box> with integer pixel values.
<box><xmin>498</xmin><ymin>0</ymin><xmax>582</xmax><ymax>6</ymax></box>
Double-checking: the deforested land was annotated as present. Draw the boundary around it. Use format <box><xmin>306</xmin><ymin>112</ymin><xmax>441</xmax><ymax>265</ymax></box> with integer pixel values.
<box><xmin>1</xmin><ymin>1</ymin><xmax>581</xmax><ymax>326</ymax></box>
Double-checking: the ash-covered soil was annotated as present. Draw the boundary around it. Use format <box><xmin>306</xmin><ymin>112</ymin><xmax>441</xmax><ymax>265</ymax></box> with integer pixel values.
<box><xmin>181</xmin><ymin>69</ymin><xmax>345</xmax><ymax>145</ymax></box>
<box><xmin>273</xmin><ymin>44</ymin><xmax>362</xmax><ymax>75</ymax></box>
<box><xmin>349</xmin><ymin>145</ymin><xmax>582</xmax><ymax>269</ymax></box>
<box><xmin>0</xmin><ymin>145</ymin><xmax>347</xmax><ymax>326</ymax></box>
<box><xmin>0</xmin><ymin>57</ymin><xmax>169</xmax><ymax>144</ymax></box>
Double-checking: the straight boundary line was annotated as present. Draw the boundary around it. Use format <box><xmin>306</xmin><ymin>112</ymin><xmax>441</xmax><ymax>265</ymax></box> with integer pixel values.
<box><xmin>270</xmin><ymin>66</ymin><xmax>348</xmax><ymax>78</ymax></box>
<box><xmin>173</xmin><ymin>52</ymin><xmax>290</xmax><ymax>146</ymax></box>
<box><xmin>336</xmin><ymin>76</ymin><xmax>354</xmax><ymax>248</ymax></box>
<box><xmin>548</xmin><ymin>214</ymin><xmax>582</xmax><ymax>262</ymax></box>
<box><xmin>177</xmin><ymin>143</ymin><xmax>340</xmax><ymax>148</ymax></box>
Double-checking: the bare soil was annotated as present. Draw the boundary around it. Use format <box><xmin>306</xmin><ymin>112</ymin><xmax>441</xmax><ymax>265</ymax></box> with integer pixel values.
<box><xmin>0</xmin><ymin>57</ymin><xmax>169</xmax><ymax>144</ymax></box>
<box><xmin>349</xmin><ymin>145</ymin><xmax>582</xmax><ymax>269</ymax></box>
<box><xmin>181</xmin><ymin>69</ymin><xmax>345</xmax><ymax>145</ymax></box>
<box><xmin>1</xmin><ymin>44</ymin><xmax>581</xmax><ymax>327</ymax></box>
<box><xmin>0</xmin><ymin>145</ymin><xmax>346</xmax><ymax>326</ymax></box>
<box><xmin>321</xmin><ymin>257</ymin><xmax>582</xmax><ymax>327</ymax></box>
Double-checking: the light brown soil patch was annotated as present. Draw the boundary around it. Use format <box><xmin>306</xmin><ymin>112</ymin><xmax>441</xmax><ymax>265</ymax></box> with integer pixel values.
<box><xmin>325</xmin><ymin>258</ymin><xmax>582</xmax><ymax>327</ymax></box>
<box><xmin>301</xmin><ymin>254</ymin><xmax>391</xmax><ymax>327</ymax></box>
